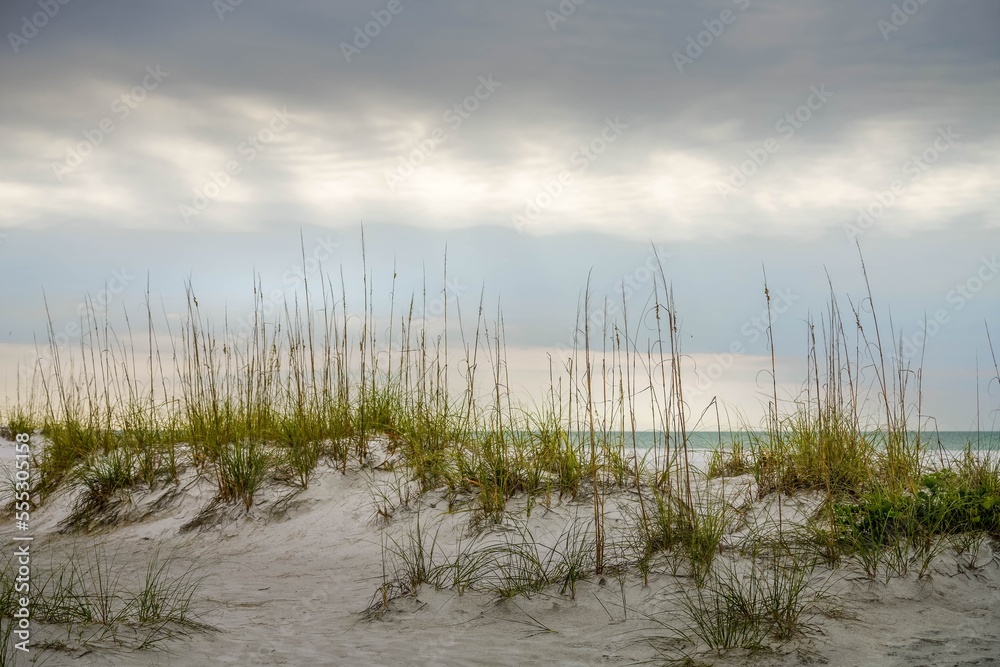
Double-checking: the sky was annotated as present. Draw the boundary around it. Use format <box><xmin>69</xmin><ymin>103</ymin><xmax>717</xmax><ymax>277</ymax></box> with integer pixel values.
<box><xmin>0</xmin><ymin>0</ymin><xmax>998</xmax><ymax>430</ymax></box>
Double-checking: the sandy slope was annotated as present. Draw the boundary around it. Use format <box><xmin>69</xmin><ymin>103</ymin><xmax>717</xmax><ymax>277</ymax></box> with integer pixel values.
<box><xmin>2</xmin><ymin>437</ymin><xmax>999</xmax><ymax>667</ymax></box>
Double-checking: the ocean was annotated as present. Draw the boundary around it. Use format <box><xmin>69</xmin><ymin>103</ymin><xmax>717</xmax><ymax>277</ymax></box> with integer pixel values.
<box><xmin>589</xmin><ymin>431</ymin><xmax>1000</xmax><ymax>451</ymax></box>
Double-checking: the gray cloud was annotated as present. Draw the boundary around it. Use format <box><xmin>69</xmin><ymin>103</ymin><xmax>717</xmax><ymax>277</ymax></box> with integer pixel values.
<box><xmin>1</xmin><ymin>0</ymin><xmax>998</xmax><ymax>427</ymax></box>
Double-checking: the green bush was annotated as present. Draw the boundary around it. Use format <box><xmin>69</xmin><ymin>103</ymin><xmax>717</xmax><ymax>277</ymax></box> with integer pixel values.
<box><xmin>833</xmin><ymin>468</ymin><xmax>1000</xmax><ymax>549</ymax></box>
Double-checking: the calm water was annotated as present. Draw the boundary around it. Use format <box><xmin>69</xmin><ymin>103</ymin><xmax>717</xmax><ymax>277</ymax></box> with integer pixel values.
<box><xmin>590</xmin><ymin>431</ymin><xmax>999</xmax><ymax>451</ymax></box>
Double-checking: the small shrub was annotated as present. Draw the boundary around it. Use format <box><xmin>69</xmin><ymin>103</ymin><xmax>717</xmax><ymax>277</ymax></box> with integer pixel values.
<box><xmin>834</xmin><ymin>470</ymin><xmax>1000</xmax><ymax>545</ymax></box>
<box><xmin>830</xmin><ymin>465</ymin><xmax>1000</xmax><ymax>578</ymax></box>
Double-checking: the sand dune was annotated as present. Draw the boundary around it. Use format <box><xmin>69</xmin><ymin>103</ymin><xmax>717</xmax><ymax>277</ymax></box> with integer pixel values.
<box><xmin>3</xmin><ymin>436</ymin><xmax>999</xmax><ymax>666</ymax></box>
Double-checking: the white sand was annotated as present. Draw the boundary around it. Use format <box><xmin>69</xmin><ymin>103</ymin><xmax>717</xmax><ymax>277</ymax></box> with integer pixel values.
<box><xmin>2</xmin><ymin>437</ymin><xmax>999</xmax><ymax>666</ymax></box>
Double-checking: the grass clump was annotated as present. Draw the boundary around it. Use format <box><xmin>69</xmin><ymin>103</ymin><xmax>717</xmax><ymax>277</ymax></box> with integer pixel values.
<box><xmin>35</xmin><ymin>418</ymin><xmax>111</xmax><ymax>499</ymax></box>
<box><xmin>0</xmin><ymin>407</ymin><xmax>36</xmax><ymax>441</ymax></box>
<box><xmin>0</xmin><ymin>545</ymin><xmax>208</xmax><ymax>653</ymax></box>
<box><xmin>707</xmin><ymin>437</ymin><xmax>751</xmax><ymax>479</ymax></box>
<box><xmin>274</xmin><ymin>413</ymin><xmax>326</xmax><ymax>489</ymax></box>
<box><xmin>373</xmin><ymin>513</ymin><xmax>597</xmax><ymax>612</ymax></box>
<box><xmin>630</xmin><ymin>490</ymin><xmax>728</xmax><ymax>587</ymax></box>
<box><xmin>649</xmin><ymin>553</ymin><xmax>826</xmax><ymax>663</ymax></box>
<box><xmin>752</xmin><ymin>411</ymin><xmax>878</xmax><ymax>498</ymax></box>
<box><xmin>214</xmin><ymin>440</ymin><xmax>272</xmax><ymax>511</ymax></box>
<box><xmin>115</xmin><ymin>417</ymin><xmax>180</xmax><ymax>489</ymax></box>
<box><xmin>74</xmin><ymin>447</ymin><xmax>139</xmax><ymax>513</ymax></box>
<box><xmin>534</xmin><ymin>422</ymin><xmax>583</xmax><ymax>499</ymax></box>
<box><xmin>689</xmin><ymin>558</ymin><xmax>820</xmax><ymax>646</ymax></box>
<box><xmin>370</xmin><ymin>511</ymin><xmax>449</xmax><ymax>616</ymax></box>
<box><xmin>397</xmin><ymin>409</ymin><xmax>459</xmax><ymax>494</ymax></box>
<box><xmin>473</xmin><ymin>519</ymin><xmax>596</xmax><ymax>599</ymax></box>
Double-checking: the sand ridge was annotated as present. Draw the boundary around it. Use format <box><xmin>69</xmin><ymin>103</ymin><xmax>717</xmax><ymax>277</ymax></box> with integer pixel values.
<box><xmin>2</xmin><ymin>437</ymin><xmax>999</xmax><ymax>666</ymax></box>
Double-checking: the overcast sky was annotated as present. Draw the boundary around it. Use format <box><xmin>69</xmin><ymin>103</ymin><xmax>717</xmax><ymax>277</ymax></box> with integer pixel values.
<box><xmin>1</xmin><ymin>0</ymin><xmax>998</xmax><ymax>430</ymax></box>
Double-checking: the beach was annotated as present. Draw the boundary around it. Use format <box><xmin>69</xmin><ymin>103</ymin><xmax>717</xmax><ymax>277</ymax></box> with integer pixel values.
<box><xmin>4</xmin><ymin>433</ymin><xmax>999</xmax><ymax>666</ymax></box>
<box><xmin>5</xmin><ymin>1</ymin><xmax>1000</xmax><ymax>664</ymax></box>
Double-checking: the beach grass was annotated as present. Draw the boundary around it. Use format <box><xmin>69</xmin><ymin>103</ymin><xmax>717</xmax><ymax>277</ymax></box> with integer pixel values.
<box><xmin>2</xmin><ymin>241</ymin><xmax>998</xmax><ymax>661</ymax></box>
<box><xmin>0</xmin><ymin>545</ymin><xmax>207</xmax><ymax>660</ymax></box>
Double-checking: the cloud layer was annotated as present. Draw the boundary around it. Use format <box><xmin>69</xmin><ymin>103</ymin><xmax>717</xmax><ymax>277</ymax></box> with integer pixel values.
<box><xmin>1</xmin><ymin>0</ymin><xmax>998</xmax><ymax>428</ymax></box>
<box><xmin>2</xmin><ymin>0</ymin><xmax>997</xmax><ymax>237</ymax></box>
